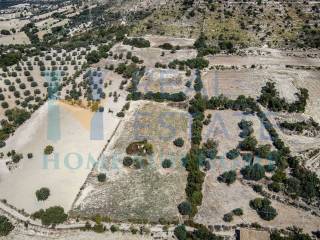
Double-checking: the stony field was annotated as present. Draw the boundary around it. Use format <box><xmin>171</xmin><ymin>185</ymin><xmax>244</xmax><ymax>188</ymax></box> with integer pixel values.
<box><xmin>72</xmin><ymin>101</ymin><xmax>191</xmax><ymax>222</ymax></box>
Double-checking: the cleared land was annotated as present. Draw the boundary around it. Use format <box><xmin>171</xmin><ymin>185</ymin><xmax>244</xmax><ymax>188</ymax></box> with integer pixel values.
<box><xmin>202</xmin><ymin>110</ymin><xmax>273</xmax><ymax>159</ymax></box>
<box><xmin>138</xmin><ymin>68</ymin><xmax>194</xmax><ymax>96</ymax></box>
<box><xmin>0</xmin><ymin>31</ymin><xmax>30</xmax><ymax>45</ymax></box>
<box><xmin>111</xmin><ymin>43</ymin><xmax>197</xmax><ymax>68</ymax></box>
<box><xmin>201</xmin><ymin>69</ymin><xmax>300</xmax><ymax>102</ymax></box>
<box><xmin>72</xmin><ymin>101</ymin><xmax>191</xmax><ymax>222</ymax></box>
<box><xmin>0</xmin><ymin>100</ymin><xmax>121</xmax><ymax>213</ymax></box>
<box><xmin>206</xmin><ymin>55</ymin><xmax>320</xmax><ymax>67</ymax></box>
<box><xmin>195</xmin><ymin>176</ymin><xmax>320</xmax><ymax>234</ymax></box>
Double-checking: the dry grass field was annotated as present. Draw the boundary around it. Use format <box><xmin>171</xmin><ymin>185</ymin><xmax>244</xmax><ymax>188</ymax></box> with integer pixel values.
<box><xmin>137</xmin><ymin>68</ymin><xmax>194</xmax><ymax>96</ymax></box>
<box><xmin>110</xmin><ymin>43</ymin><xmax>197</xmax><ymax>68</ymax></box>
<box><xmin>201</xmin><ymin>69</ymin><xmax>302</xmax><ymax>102</ymax></box>
<box><xmin>0</xmin><ymin>31</ymin><xmax>30</xmax><ymax>45</ymax></box>
<box><xmin>72</xmin><ymin>101</ymin><xmax>191</xmax><ymax>222</ymax></box>
<box><xmin>195</xmin><ymin>176</ymin><xmax>320</xmax><ymax>234</ymax></box>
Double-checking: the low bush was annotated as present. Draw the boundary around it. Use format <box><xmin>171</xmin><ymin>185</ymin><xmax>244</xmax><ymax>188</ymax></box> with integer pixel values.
<box><xmin>162</xmin><ymin>159</ymin><xmax>172</xmax><ymax>168</ymax></box>
<box><xmin>97</xmin><ymin>173</ymin><xmax>106</xmax><ymax>182</ymax></box>
<box><xmin>226</xmin><ymin>149</ymin><xmax>240</xmax><ymax>160</ymax></box>
<box><xmin>173</xmin><ymin>138</ymin><xmax>184</xmax><ymax>147</ymax></box>
<box><xmin>44</xmin><ymin>145</ymin><xmax>54</xmax><ymax>155</ymax></box>
<box><xmin>218</xmin><ymin>170</ymin><xmax>236</xmax><ymax>185</ymax></box>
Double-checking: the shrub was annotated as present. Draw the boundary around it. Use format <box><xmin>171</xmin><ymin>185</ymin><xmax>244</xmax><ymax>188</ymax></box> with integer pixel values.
<box><xmin>27</xmin><ymin>153</ymin><xmax>33</xmax><ymax>158</ymax></box>
<box><xmin>232</xmin><ymin>208</ymin><xmax>243</xmax><ymax>216</ymax></box>
<box><xmin>162</xmin><ymin>159</ymin><xmax>172</xmax><ymax>168</ymax></box>
<box><xmin>97</xmin><ymin>173</ymin><xmax>106</xmax><ymax>182</ymax></box>
<box><xmin>271</xmin><ymin>170</ymin><xmax>286</xmax><ymax>182</ymax></box>
<box><xmin>178</xmin><ymin>201</ymin><xmax>192</xmax><ymax>215</ymax></box>
<box><xmin>253</xmin><ymin>184</ymin><xmax>263</xmax><ymax>193</ymax></box>
<box><xmin>0</xmin><ymin>215</ymin><xmax>14</xmax><ymax>236</ymax></box>
<box><xmin>238</xmin><ymin>120</ymin><xmax>253</xmax><ymax>129</ymax></box>
<box><xmin>223</xmin><ymin>213</ymin><xmax>233</xmax><ymax>222</ymax></box>
<box><xmin>32</xmin><ymin>206</ymin><xmax>68</xmax><ymax>226</ymax></box>
<box><xmin>241</xmin><ymin>163</ymin><xmax>265</xmax><ymax>181</ymax></box>
<box><xmin>174</xmin><ymin>225</ymin><xmax>187</xmax><ymax>240</ymax></box>
<box><xmin>249</xmin><ymin>198</ymin><xmax>277</xmax><ymax>221</ymax></box>
<box><xmin>268</xmin><ymin>182</ymin><xmax>281</xmax><ymax>193</ymax></box>
<box><xmin>1</xmin><ymin>102</ymin><xmax>8</xmax><ymax>109</ymax></box>
<box><xmin>226</xmin><ymin>149</ymin><xmax>240</xmax><ymax>160</ymax></box>
<box><xmin>36</xmin><ymin>187</ymin><xmax>50</xmax><ymax>201</ymax></box>
<box><xmin>123</xmin><ymin>156</ymin><xmax>133</xmax><ymax>167</ymax></box>
<box><xmin>218</xmin><ymin>170</ymin><xmax>237</xmax><ymax>185</ymax></box>
<box><xmin>44</xmin><ymin>145</ymin><xmax>54</xmax><ymax>155</ymax></box>
<box><xmin>173</xmin><ymin>138</ymin><xmax>184</xmax><ymax>147</ymax></box>
<box><xmin>242</xmin><ymin>153</ymin><xmax>254</xmax><ymax>163</ymax></box>
<box><xmin>93</xmin><ymin>223</ymin><xmax>105</xmax><ymax>233</ymax></box>
<box><xmin>159</xmin><ymin>43</ymin><xmax>174</xmax><ymax>50</ymax></box>
<box><xmin>116</xmin><ymin>111</ymin><xmax>125</xmax><ymax>117</ymax></box>
<box><xmin>239</xmin><ymin>136</ymin><xmax>258</xmax><ymax>151</ymax></box>
<box><xmin>255</xmin><ymin>144</ymin><xmax>272</xmax><ymax>158</ymax></box>
<box><xmin>202</xmin><ymin>139</ymin><xmax>218</xmax><ymax>159</ymax></box>
<box><xmin>110</xmin><ymin>225</ymin><xmax>119</xmax><ymax>232</ymax></box>
<box><xmin>123</xmin><ymin>37</ymin><xmax>150</xmax><ymax>48</ymax></box>
<box><xmin>12</xmin><ymin>153</ymin><xmax>23</xmax><ymax>163</ymax></box>
<box><xmin>126</xmin><ymin>140</ymin><xmax>153</xmax><ymax>156</ymax></box>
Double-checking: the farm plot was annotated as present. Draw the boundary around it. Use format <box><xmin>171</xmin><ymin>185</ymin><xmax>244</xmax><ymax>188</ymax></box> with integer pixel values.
<box><xmin>196</xmin><ymin>110</ymin><xmax>320</xmax><ymax>234</ymax></box>
<box><xmin>0</xmin><ymin>100</ymin><xmax>122</xmax><ymax>214</ymax></box>
<box><xmin>0</xmin><ymin>31</ymin><xmax>30</xmax><ymax>45</ymax></box>
<box><xmin>144</xmin><ymin>35</ymin><xmax>195</xmax><ymax>48</ymax></box>
<box><xmin>206</xmin><ymin>55</ymin><xmax>320</xmax><ymax>67</ymax></box>
<box><xmin>4</xmin><ymin>231</ymin><xmax>158</xmax><ymax>240</ymax></box>
<box><xmin>137</xmin><ymin>68</ymin><xmax>194</xmax><ymax>96</ymax></box>
<box><xmin>195</xmin><ymin>175</ymin><xmax>320</xmax><ymax>234</ymax></box>
<box><xmin>292</xmin><ymin>69</ymin><xmax>320</xmax><ymax>123</ymax></box>
<box><xmin>71</xmin><ymin>101</ymin><xmax>191</xmax><ymax>222</ymax></box>
<box><xmin>201</xmin><ymin>69</ymin><xmax>299</xmax><ymax>102</ymax></box>
<box><xmin>202</xmin><ymin>110</ymin><xmax>273</xmax><ymax>159</ymax></box>
<box><xmin>0</xmin><ymin>47</ymin><xmax>87</xmax><ymax>119</ymax></box>
<box><xmin>110</xmin><ymin>43</ymin><xmax>197</xmax><ymax>68</ymax></box>
<box><xmin>0</xmin><ymin>18</ymin><xmax>29</xmax><ymax>31</ymax></box>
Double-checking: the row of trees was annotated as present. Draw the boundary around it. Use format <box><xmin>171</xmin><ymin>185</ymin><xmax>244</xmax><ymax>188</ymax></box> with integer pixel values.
<box><xmin>168</xmin><ymin>57</ymin><xmax>209</xmax><ymax>70</ymax></box>
<box><xmin>123</xmin><ymin>38</ymin><xmax>150</xmax><ymax>48</ymax></box>
<box><xmin>127</xmin><ymin>91</ymin><xmax>187</xmax><ymax>102</ymax></box>
<box><xmin>258</xmin><ymin>81</ymin><xmax>309</xmax><ymax>113</ymax></box>
<box><xmin>280</xmin><ymin>118</ymin><xmax>320</xmax><ymax>134</ymax></box>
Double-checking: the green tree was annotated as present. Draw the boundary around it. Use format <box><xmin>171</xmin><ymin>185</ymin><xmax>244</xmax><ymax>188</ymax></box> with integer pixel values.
<box><xmin>241</xmin><ymin>163</ymin><xmax>265</xmax><ymax>181</ymax></box>
<box><xmin>178</xmin><ymin>201</ymin><xmax>192</xmax><ymax>215</ymax></box>
<box><xmin>33</xmin><ymin>206</ymin><xmax>68</xmax><ymax>226</ymax></box>
<box><xmin>162</xmin><ymin>159</ymin><xmax>172</xmax><ymax>168</ymax></box>
<box><xmin>0</xmin><ymin>215</ymin><xmax>14</xmax><ymax>236</ymax></box>
<box><xmin>173</xmin><ymin>138</ymin><xmax>184</xmax><ymax>147</ymax></box>
<box><xmin>36</xmin><ymin>187</ymin><xmax>50</xmax><ymax>201</ymax></box>
<box><xmin>239</xmin><ymin>136</ymin><xmax>258</xmax><ymax>151</ymax></box>
<box><xmin>174</xmin><ymin>225</ymin><xmax>187</xmax><ymax>240</ymax></box>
